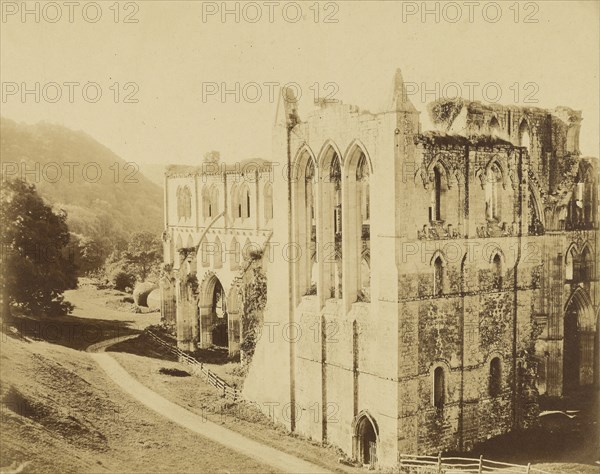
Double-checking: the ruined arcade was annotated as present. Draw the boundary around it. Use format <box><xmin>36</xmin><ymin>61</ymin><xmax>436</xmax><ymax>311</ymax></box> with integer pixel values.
<box><xmin>161</xmin><ymin>70</ymin><xmax>599</xmax><ymax>467</ymax></box>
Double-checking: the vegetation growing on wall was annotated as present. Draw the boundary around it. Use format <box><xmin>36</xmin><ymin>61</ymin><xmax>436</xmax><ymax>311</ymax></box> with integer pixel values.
<box><xmin>428</xmin><ymin>98</ymin><xmax>465</xmax><ymax>130</ymax></box>
<box><xmin>240</xmin><ymin>265</ymin><xmax>267</xmax><ymax>365</ymax></box>
<box><xmin>478</xmin><ymin>293</ymin><xmax>513</xmax><ymax>349</ymax></box>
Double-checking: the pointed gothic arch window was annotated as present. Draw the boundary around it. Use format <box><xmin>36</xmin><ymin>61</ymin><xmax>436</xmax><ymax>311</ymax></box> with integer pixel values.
<box><xmin>485</xmin><ymin>163</ymin><xmax>502</xmax><ymax>221</ymax></box>
<box><xmin>580</xmin><ymin>246</ymin><xmax>593</xmax><ymax>282</ymax></box>
<box><xmin>239</xmin><ymin>184</ymin><xmax>250</xmax><ymax>219</ymax></box>
<box><xmin>565</xmin><ymin>246</ymin><xmax>577</xmax><ymax>281</ymax></box>
<box><xmin>489</xmin><ymin>117</ymin><xmax>500</xmax><ymax>137</ymax></box>
<box><xmin>519</xmin><ymin>120</ymin><xmax>531</xmax><ymax>153</ymax></box>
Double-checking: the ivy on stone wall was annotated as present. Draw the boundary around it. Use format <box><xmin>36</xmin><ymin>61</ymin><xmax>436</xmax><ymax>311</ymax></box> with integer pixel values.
<box><xmin>515</xmin><ymin>308</ymin><xmax>542</xmax><ymax>429</ymax></box>
<box><xmin>240</xmin><ymin>265</ymin><xmax>267</xmax><ymax>365</ymax></box>
<box><xmin>419</xmin><ymin>301</ymin><xmax>460</xmax><ymax>369</ymax></box>
<box><xmin>428</xmin><ymin>98</ymin><xmax>466</xmax><ymax>129</ymax></box>
<box><xmin>185</xmin><ymin>273</ymin><xmax>199</xmax><ymax>295</ymax></box>
<box><xmin>478</xmin><ymin>293</ymin><xmax>512</xmax><ymax>349</ymax></box>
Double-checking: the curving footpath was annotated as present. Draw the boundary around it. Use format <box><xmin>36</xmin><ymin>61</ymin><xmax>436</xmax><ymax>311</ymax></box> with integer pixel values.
<box><xmin>87</xmin><ymin>336</ymin><xmax>331</xmax><ymax>474</ymax></box>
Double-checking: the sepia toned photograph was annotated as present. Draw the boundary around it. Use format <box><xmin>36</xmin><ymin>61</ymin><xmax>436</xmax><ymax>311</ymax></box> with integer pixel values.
<box><xmin>0</xmin><ymin>1</ymin><xmax>598</xmax><ymax>473</ymax></box>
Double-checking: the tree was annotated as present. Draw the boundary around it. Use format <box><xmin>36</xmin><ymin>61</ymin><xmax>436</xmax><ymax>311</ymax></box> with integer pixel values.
<box><xmin>70</xmin><ymin>234</ymin><xmax>108</xmax><ymax>275</ymax></box>
<box><xmin>121</xmin><ymin>231</ymin><xmax>162</xmax><ymax>282</ymax></box>
<box><xmin>0</xmin><ymin>179</ymin><xmax>77</xmax><ymax>316</ymax></box>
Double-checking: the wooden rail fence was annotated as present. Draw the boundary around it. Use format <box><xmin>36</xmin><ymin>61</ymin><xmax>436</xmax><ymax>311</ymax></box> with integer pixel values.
<box><xmin>146</xmin><ymin>330</ymin><xmax>241</xmax><ymax>400</ymax></box>
<box><xmin>398</xmin><ymin>454</ymin><xmax>552</xmax><ymax>474</ymax></box>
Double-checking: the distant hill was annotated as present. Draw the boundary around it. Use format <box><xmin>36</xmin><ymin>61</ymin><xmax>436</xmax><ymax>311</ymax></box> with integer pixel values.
<box><xmin>0</xmin><ymin>117</ymin><xmax>163</xmax><ymax>250</ymax></box>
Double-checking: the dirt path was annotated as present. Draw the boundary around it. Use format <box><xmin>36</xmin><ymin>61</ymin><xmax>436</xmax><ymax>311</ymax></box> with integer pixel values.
<box><xmin>86</xmin><ymin>334</ymin><xmax>139</xmax><ymax>353</ymax></box>
<box><xmin>88</xmin><ymin>340</ymin><xmax>331</xmax><ymax>474</ymax></box>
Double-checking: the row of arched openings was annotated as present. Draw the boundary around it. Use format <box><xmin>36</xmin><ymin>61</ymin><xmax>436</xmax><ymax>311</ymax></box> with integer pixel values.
<box><xmin>229</xmin><ymin>182</ymin><xmax>274</xmax><ymax>222</ymax></box>
<box><xmin>565</xmin><ymin>243</ymin><xmax>594</xmax><ymax>283</ymax></box>
<box><xmin>182</xmin><ymin>182</ymin><xmax>273</xmax><ymax>223</ymax></box>
<box><xmin>428</xmin><ymin>118</ymin><xmax>531</xmax><ymax>226</ymax></box>
<box><xmin>294</xmin><ymin>143</ymin><xmax>371</xmax><ymax>303</ymax></box>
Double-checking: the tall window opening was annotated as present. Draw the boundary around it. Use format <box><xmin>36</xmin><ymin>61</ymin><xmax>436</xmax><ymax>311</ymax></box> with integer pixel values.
<box><xmin>433</xmin><ymin>256</ymin><xmax>444</xmax><ymax>297</ymax></box>
<box><xmin>489</xmin><ymin>117</ymin><xmax>500</xmax><ymax>137</ymax></box>
<box><xmin>489</xmin><ymin>357</ymin><xmax>502</xmax><ymax>396</ymax></box>
<box><xmin>239</xmin><ymin>184</ymin><xmax>250</xmax><ymax>219</ymax></box>
<box><xmin>433</xmin><ymin>366</ymin><xmax>445</xmax><ymax>408</ymax></box>
<box><xmin>492</xmin><ymin>253</ymin><xmax>503</xmax><ymax>290</ymax></box>
<box><xmin>565</xmin><ymin>246</ymin><xmax>576</xmax><ymax>281</ymax></box>
<box><xmin>230</xmin><ymin>184</ymin><xmax>239</xmax><ymax>219</ymax></box>
<box><xmin>306</xmin><ymin>160</ymin><xmax>317</xmax><ymax>291</ymax></box>
<box><xmin>330</xmin><ymin>155</ymin><xmax>342</xmax><ymax>298</ymax></box>
<box><xmin>357</xmin><ymin>153</ymin><xmax>371</xmax><ymax>300</ymax></box>
<box><xmin>431</xmin><ymin>167</ymin><xmax>443</xmax><ymax>221</ymax></box>
<box><xmin>485</xmin><ymin>164</ymin><xmax>502</xmax><ymax>221</ymax></box>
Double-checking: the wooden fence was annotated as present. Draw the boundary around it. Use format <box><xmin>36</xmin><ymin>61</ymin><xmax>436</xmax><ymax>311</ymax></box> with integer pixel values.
<box><xmin>398</xmin><ymin>454</ymin><xmax>552</xmax><ymax>474</ymax></box>
<box><xmin>146</xmin><ymin>330</ymin><xmax>241</xmax><ymax>400</ymax></box>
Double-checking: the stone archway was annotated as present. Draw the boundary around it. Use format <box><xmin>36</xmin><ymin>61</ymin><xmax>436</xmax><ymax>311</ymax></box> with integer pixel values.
<box><xmin>198</xmin><ymin>274</ymin><xmax>229</xmax><ymax>350</ymax></box>
<box><xmin>563</xmin><ymin>288</ymin><xmax>596</xmax><ymax>393</ymax></box>
<box><xmin>354</xmin><ymin>412</ymin><xmax>378</xmax><ymax>467</ymax></box>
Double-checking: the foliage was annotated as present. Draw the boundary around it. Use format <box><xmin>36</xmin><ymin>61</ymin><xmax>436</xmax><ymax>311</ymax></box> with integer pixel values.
<box><xmin>120</xmin><ymin>231</ymin><xmax>163</xmax><ymax>282</ymax></box>
<box><xmin>248</xmin><ymin>249</ymin><xmax>263</xmax><ymax>261</ymax></box>
<box><xmin>112</xmin><ymin>271</ymin><xmax>136</xmax><ymax>292</ymax></box>
<box><xmin>428</xmin><ymin>98</ymin><xmax>465</xmax><ymax>129</ymax></box>
<box><xmin>185</xmin><ymin>274</ymin><xmax>199</xmax><ymax>295</ymax></box>
<box><xmin>240</xmin><ymin>266</ymin><xmax>267</xmax><ymax>364</ymax></box>
<box><xmin>0</xmin><ymin>178</ymin><xmax>77</xmax><ymax>316</ymax></box>
<box><xmin>0</xmin><ymin>117</ymin><xmax>163</xmax><ymax>275</ymax></box>
<box><xmin>69</xmin><ymin>233</ymin><xmax>109</xmax><ymax>274</ymax></box>
<box><xmin>555</xmin><ymin>152</ymin><xmax>580</xmax><ymax>191</ymax></box>
<box><xmin>178</xmin><ymin>246</ymin><xmax>196</xmax><ymax>261</ymax></box>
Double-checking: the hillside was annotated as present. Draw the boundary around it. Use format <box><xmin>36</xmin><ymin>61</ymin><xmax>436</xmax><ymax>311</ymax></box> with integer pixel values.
<box><xmin>0</xmin><ymin>117</ymin><xmax>163</xmax><ymax>246</ymax></box>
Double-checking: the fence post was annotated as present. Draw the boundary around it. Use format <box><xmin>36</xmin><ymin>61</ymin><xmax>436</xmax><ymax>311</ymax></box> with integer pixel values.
<box><xmin>526</xmin><ymin>463</ymin><xmax>531</xmax><ymax>473</ymax></box>
<box><xmin>478</xmin><ymin>455</ymin><xmax>483</xmax><ymax>474</ymax></box>
<box><xmin>437</xmin><ymin>452</ymin><xmax>442</xmax><ymax>473</ymax></box>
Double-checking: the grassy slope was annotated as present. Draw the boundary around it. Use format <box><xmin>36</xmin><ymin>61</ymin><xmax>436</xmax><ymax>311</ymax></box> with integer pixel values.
<box><xmin>0</xmin><ymin>334</ymin><xmax>276</xmax><ymax>473</ymax></box>
<box><xmin>109</xmin><ymin>351</ymin><xmax>358</xmax><ymax>474</ymax></box>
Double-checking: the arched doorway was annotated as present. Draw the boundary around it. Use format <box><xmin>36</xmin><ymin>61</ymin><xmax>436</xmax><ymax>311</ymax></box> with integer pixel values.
<box><xmin>210</xmin><ymin>279</ymin><xmax>228</xmax><ymax>348</ymax></box>
<box><xmin>563</xmin><ymin>288</ymin><xmax>596</xmax><ymax>393</ymax></box>
<box><xmin>198</xmin><ymin>274</ymin><xmax>229</xmax><ymax>351</ymax></box>
<box><xmin>355</xmin><ymin>413</ymin><xmax>378</xmax><ymax>466</ymax></box>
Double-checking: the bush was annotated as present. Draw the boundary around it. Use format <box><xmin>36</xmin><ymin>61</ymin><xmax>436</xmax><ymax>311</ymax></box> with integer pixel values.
<box><xmin>112</xmin><ymin>271</ymin><xmax>136</xmax><ymax>292</ymax></box>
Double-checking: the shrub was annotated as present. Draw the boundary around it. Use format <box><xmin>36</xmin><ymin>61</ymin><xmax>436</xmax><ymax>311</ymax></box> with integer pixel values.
<box><xmin>112</xmin><ymin>271</ymin><xmax>136</xmax><ymax>292</ymax></box>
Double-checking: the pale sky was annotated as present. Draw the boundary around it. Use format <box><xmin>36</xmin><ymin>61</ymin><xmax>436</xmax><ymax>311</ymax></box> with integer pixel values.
<box><xmin>1</xmin><ymin>1</ymin><xmax>599</xmax><ymax>165</ymax></box>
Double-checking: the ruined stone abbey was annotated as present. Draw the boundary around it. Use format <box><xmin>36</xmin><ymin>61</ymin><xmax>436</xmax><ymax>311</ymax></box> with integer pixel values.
<box><xmin>161</xmin><ymin>70</ymin><xmax>598</xmax><ymax>467</ymax></box>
